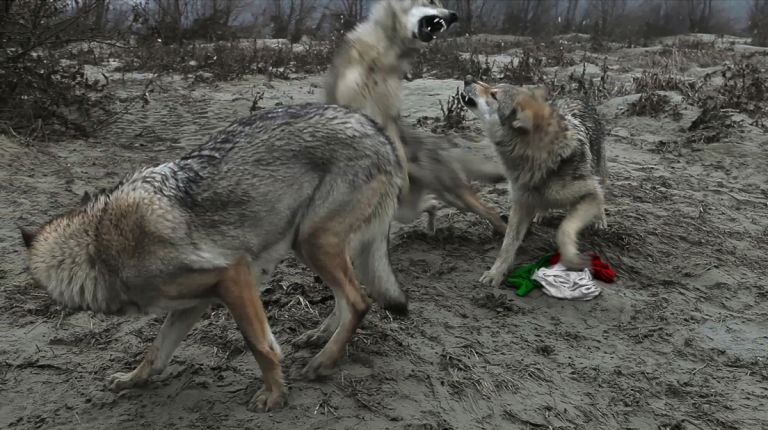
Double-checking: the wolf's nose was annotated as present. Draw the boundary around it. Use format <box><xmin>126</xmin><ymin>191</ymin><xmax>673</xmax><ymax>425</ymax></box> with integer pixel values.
<box><xmin>447</xmin><ymin>12</ymin><xmax>458</xmax><ymax>25</ymax></box>
<box><xmin>463</xmin><ymin>75</ymin><xmax>475</xmax><ymax>86</ymax></box>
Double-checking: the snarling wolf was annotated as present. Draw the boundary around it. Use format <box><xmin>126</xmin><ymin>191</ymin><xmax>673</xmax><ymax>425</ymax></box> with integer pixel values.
<box><xmin>462</xmin><ymin>78</ymin><xmax>608</xmax><ymax>287</ymax></box>
<box><xmin>19</xmin><ymin>104</ymin><xmax>407</xmax><ymax>411</ymax></box>
<box><xmin>325</xmin><ymin>0</ymin><xmax>508</xmax><ymax>234</ymax></box>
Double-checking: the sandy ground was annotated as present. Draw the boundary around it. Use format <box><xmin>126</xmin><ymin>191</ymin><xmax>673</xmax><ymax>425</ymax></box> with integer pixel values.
<box><xmin>1</xmin><ymin>40</ymin><xmax>768</xmax><ymax>430</ymax></box>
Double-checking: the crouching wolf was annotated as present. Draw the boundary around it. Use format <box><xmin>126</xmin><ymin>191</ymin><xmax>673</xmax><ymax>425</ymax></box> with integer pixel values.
<box><xmin>325</xmin><ymin>0</ymin><xmax>508</xmax><ymax>234</ymax></box>
<box><xmin>461</xmin><ymin>78</ymin><xmax>608</xmax><ymax>288</ymax></box>
<box><xmin>19</xmin><ymin>104</ymin><xmax>407</xmax><ymax>411</ymax></box>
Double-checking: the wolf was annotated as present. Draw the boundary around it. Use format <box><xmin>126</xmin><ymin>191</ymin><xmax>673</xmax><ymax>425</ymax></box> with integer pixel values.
<box><xmin>461</xmin><ymin>77</ymin><xmax>607</xmax><ymax>288</ymax></box>
<box><xmin>325</xmin><ymin>0</ymin><xmax>508</xmax><ymax>234</ymax></box>
<box><xmin>19</xmin><ymin>104</ymin><xmax>407</xmax><ymax>411</ymax></box>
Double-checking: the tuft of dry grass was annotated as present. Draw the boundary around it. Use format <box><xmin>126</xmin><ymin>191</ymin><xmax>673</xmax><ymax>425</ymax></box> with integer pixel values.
<box><xmin>626</xmin><ymin>92</ymin><xmax>673</xmax><ymax>118</ymax></box>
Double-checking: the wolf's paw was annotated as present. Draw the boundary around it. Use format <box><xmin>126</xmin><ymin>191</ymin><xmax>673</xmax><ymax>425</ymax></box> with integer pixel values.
<box><xmin>423</xmin><ymin>198</ymin><xmax>440</xmax><ymax>234</ymax></box>
<box><xmin>479</xmin><ymin>269</ymin><xmax>505</xmax><ymax>288</ymax></box>
<box><xmin>593</xmin><ymin>218</ymin><xmax>608</xmax><ymax>230</ymax></box>
<box><xmin>560</xmin><ymin>252</ymin><xmax>590</xmax><ymax>270</ymax></box>
<box><xmin>532</xmin><ymin>211</ymin><xmax>546</xmax><ymax>224</ymax></box>
<box><xmin>293</xmin><ymin>328</ymin><xmax>332</xmax><ymax>349</ymax></box>
<box><xmin>248</xmin><ymin>385</ymin><xmax>287</xmax><ymax>412</ymax></box>
<box><xmin>301</xmin><ymin>355</ymin><xmax>336</xmax><ymax>380</ymax></box>
<box><xmin>381</xmin><ymin>295</ymin><xmax>409</xmax><ymax>317</ymax></box>
<box><xmin>106</xmin><ymin>371</ymin><xmax>146</xmax><ymax>392</ymax></box>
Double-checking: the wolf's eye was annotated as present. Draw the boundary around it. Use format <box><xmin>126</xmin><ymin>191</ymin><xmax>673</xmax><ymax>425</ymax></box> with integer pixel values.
<box><xmin>490</xmin><ymin>92</ymin><xmax>498</xmax><ymax>101</ymax></box>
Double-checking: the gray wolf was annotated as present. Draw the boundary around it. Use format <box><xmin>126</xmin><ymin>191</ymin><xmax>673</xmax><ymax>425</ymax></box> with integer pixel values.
<box><xmin>461</xmin><ymin>78</ymin><xmax>607</xmax><ymax>288</ymax></box>
<box><xmin>325</xmin><ymin>0</ymin><xmax>508</xmax><ymax>234</ymax></box>
<box><xmin>19</xmin><ymin>104</ymin><xmax>407</xmax><ymax>411</ymax></box>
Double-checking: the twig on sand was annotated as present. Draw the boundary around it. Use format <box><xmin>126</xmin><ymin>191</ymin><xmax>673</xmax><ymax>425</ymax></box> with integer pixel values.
<box><xmin>692</xmin><ymin>362</ymin><xmax>709</xmax><ymax>374</ymax></box>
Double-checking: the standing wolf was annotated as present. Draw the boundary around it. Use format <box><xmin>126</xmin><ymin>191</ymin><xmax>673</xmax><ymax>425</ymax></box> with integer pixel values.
<box><xmin>326</xmin><ymin>0</ymin><xmax>508</xmax><ymax>234</ymax></box>
<box><xmin>461</xmin><ymin>78</ymin><xmax>608</xmax><ymax>287</ymax></box>
<box><xmin>19</xmin><ymin>104</ymin><xmax>407</xmax><ymax>411</ymax></box>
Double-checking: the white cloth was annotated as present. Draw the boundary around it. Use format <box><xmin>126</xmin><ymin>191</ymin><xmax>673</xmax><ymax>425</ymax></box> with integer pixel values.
<box><xmin>532</xmin><ymin>263</ymin><xmax>601</xmax><ymax>301</ymax></box>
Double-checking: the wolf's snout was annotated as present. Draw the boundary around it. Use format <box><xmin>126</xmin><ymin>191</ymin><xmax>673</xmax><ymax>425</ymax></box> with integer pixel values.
<box><xmin>463</xmin><ymin>75</ymin><xmax>475</xmax><ymax>86</ymax></box>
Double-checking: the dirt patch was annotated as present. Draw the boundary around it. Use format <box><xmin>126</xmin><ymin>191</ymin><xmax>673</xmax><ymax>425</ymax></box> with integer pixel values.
<box><xmin>2</xmin><ymin>40</ymin><xmax>768</xmax><ymax>430</ymax></box>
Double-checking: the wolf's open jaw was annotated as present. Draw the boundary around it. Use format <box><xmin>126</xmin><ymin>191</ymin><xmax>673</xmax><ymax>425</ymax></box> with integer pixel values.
<box><xmin>416</xmin><ymin>15</ymin><xmax>451</xmax><ymax>42</ymax></box>
<box><xmin>460</xmin><ymin>92</ymin><xmax>477</xmax><ymax>108</ymax></box>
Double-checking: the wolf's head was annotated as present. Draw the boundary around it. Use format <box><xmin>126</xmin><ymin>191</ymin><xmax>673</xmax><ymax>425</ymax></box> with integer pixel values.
<box><xmin>461</xmin><ymin>76</ymin><xmax>557</xmax><ymax>145</ymax></box>
<box><xmin>369</xmin><ymin>0</ymin><xmax>458</xmax><ymax>47</ymax></box>
<box><xmin>18</xmin><ymin>191</ymin><xmax>125</xmax><ymax>313</ymax></box>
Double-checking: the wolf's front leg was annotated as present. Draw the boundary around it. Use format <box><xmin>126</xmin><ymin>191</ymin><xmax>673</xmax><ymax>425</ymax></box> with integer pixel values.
<box><xmin>107</xmin><ymin>303</ymin><xmax>208</xmax><ymax>391</ymax></box>
<box><xmin>479</xmin><ymin>202</ymin><xmax>534</xmax><ymax>287</ymax></box>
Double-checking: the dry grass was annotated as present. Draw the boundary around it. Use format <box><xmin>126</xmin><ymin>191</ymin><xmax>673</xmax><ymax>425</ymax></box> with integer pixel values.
<box><xmin>115</xmin><ymin>40</ymin><xmax>334</xmax><ymax>81</ymax></box>
<box><xmin>626</xmin><ymin>92</ymin><xmax>674</xmax><ymax>118</ymax></box>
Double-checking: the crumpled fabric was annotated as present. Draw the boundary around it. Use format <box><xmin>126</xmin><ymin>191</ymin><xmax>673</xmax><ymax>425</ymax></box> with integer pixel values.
<box><xmin>549</xmin><ymin>252</ymin><xmax>617</xmax><ymax>283</ymax></box>
<box><xmin>532</xmin><ymin>263</ymin><xmax>601</xmax><ymax>301</ymax></box>
<box><xmin>505</xmin><ymin>253</ymin><xmax>554</xmax><ymax>297</ymax></box>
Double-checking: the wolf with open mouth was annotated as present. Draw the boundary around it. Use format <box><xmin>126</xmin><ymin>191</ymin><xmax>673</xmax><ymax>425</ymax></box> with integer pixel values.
<box><xmin>326</xmin><ymin>0</ymin><xmax>508</xmax><ymax>245</ymax></box>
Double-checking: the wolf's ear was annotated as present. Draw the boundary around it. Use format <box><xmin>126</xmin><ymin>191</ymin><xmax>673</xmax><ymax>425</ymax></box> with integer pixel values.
<box><xmin>19</xmin><ymin>226</ymin><xmax>39</xmax><ymax>249</ymax></box>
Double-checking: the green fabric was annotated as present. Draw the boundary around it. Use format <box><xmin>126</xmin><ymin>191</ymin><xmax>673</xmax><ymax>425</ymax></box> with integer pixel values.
<box><xmin>505</xmin><ymin>253</ymin><xmax>554</xmax><ymax>297</ymax></box>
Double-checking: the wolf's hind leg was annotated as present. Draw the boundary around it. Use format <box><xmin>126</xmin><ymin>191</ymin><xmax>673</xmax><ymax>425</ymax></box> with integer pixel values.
<box><xmin>217</xmin><ymin>256</ymin><xmax>286</xmax><ymax>412</ymax></box>
<box><xmin>106</xmin><ymin>303</ymin><xmax>208</xmax><ymax>391</ymax></box>
<box><xmin>558</xmin><ymin>194</ymin><xmax>603</xmax><ymax>269</ymax></box>
<box><xmin>298</xmin><ymin>229</ymin><xmax>370</xmax><ymax>380</ymax></box>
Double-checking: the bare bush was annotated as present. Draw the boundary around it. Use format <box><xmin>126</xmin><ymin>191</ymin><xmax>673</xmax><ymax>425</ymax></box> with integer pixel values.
<box><xmin>715</xmin><ymin>61</ymin><xmax>768</xmax><ymax>119</ymax></box>
<box><xmin>410</xmin><ymin>40</ymin><xmax>497</xmax><ymax>81</ymax></box>
<box><xmin>0</xmin><ymin>0</ymin><xmax>117</xmax><ymax>138</ymax></box>
<box><xmin>415</xmin><ymin>88</ymin><xmax>468</xmax><ymax>134</ymax></box>
<box><xmin>632</xmin><ymin>67</ymin><xmax>697</xmax><ymax>95</ymax></box>
<box><xmin>551</xmin><ymin>58</ymin><xmax>629</xmax><ymax>102</ymax></box>
<box><xmin>625</xmin><ymin>92</ymin><xmax>673</xmax><ymax>118</ymax></box>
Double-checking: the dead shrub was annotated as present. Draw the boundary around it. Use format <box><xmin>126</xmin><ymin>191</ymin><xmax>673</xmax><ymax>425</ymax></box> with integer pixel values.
<box><xmin>0</xmin><ymin>1</ymin><xmax>118</xmax><ymax>139</ymax></box>
<box><xmin>626</xmin><ymin>92</ymin><xmax>672</xmax><ymax>118</ymax></box>
<box><xmin>716</xmin><ymin>61</ymin><xmax>768</xmax><ymax>119</ymax></box>
<box><xmin>410</xmin><ymin>40</ymin><xmax>496</xmax><ymax>81</ymax></box>
<box><xmin>632</xmin><ymin>68</ymin><xmax>694</xmax><ymax>94</ymax></box>
<box><xmin>416</xmin><ymin>88</ymin><xmax>468</xmax><ymax>134</ymax></box>
<box><xmin>550</xmin><ymin>58</ymin><xmax>630</xmax><ymax>102</ymax></box>
<box><xmin>498</xmin><ymin>47</ymin><xmax>546</xmax><ymax>84</ymax></box>
<box><xmin>684</xmin><ymin>100</ymin><xmax>737</xmax><ymax>145</ymax></box>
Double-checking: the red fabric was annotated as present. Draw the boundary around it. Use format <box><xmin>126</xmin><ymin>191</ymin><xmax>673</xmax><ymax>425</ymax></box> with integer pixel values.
<box><xmin>549</xmin><ymin>252</ymin><xmax>616</xmax><ymax>283</ymax></box>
